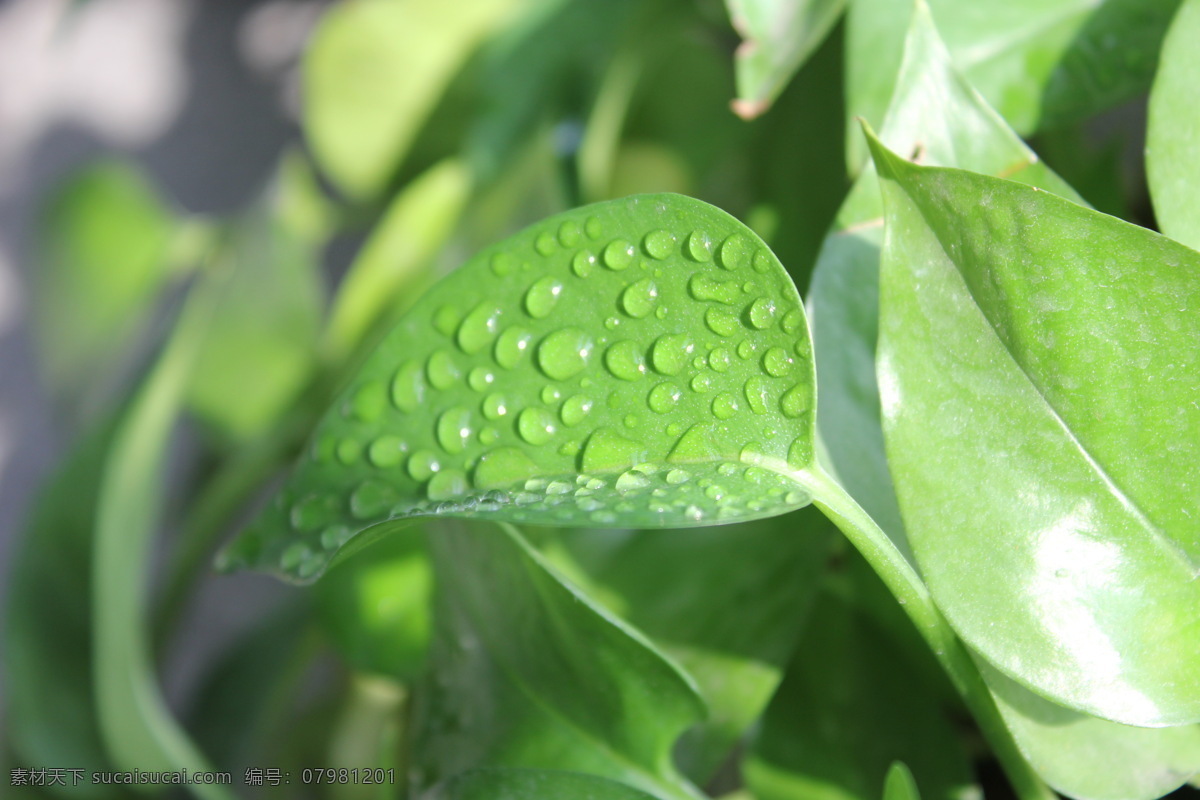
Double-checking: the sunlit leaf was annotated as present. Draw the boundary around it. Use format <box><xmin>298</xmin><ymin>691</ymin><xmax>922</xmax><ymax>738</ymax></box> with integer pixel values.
<box><xmin>869</xmin><ymin>133</ymin><xmax>1200</xmax><ymax>727</ymax></box>
<box><xmin>1147</xmin><ymin>0</ymin><xmax>1200</xmax><ymax>250</ymax></box>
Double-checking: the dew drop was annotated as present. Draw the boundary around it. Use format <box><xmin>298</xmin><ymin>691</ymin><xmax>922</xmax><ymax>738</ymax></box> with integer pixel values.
<box><xmin>752</xmin><ymin>250</ymin><xmax>773</xmax><ymax>273</ymax></box>
<box><xmin>391</xmin><ymin>360</ymin><xmax>426</xmax><ymax>412</ymax></box>
<box><xmin>319</xmin><ymin>525</ymin><xmax>351</xmax><ymax>551</ymax></box>
<box><xmin>547</xmin><ymin>479</ymin><xmax>573</xmax><ymax>495</ymax></box>
<box><xmin>433</xmin><ymin>305</ymin><xmax>461</xmax><ymax>337</ymax></box>
<box><xmin>367</xmin><ymin>435</ymin><xmax>407</xmax><ymax>468</ymax></box>
<box><xmin>585</xmin><ymin>216</ymin><xmax>603</xmax><ymax>239</ymax></box>
<box><xmin>281</xmin><ymin>543</ymin><xmax>315</xmax><ymax>572</ymax></box>
<box><xmin>351</xmin><ymin>481</ymin><xmax>396</xmax><ymax>519</ymax></box>
<box><xmin>427</xmin><ymin>350</ymin><xmax>461</xmax><ymax>389</ymax></box>
<box><xmin>517</xmin><ymin>407</ymin><xmax>556</xmax><ymax>445</ymax></box>
<box><xmin>468</xmin><ymin>367</ymin><xmax>495</xmax><ymax>392</ymax></box>
<box><xmin>336</xmin><ymin>439</ymin><xmax>362</xmax><ymax>465</ymax></box>
<box><xmin>787</xmin><ymin>436</ymin><xmax>813</xmax><ymax>468</ymax></box>
<box><xmin>736</xmin><ymin>339</ymin><xmax>755</xmax><ymax>359</ymax></box>
<box><xmin>605</xmin><ymin>340</ymin><xmax>646</xmax><ymax>381</ymax></box>
<box><xmin>603</xmin><ymin>239</ymin><xmax>635</xmax><ymax>270</ymax></box>
<box><xmin>561</xmin><ymin>394</ymin><xmax>594</xmax><ymax>426</ymax></box>
<box><xmin>648</xmin><ymin>382</ymin><xmax>681</xmax><ymax>413</ymax></box>
<box><xmin>572</xmin><ymin>250</ymin><xmax>597</xmax><ymax>277</ymax></box>
<box><xmin>474</xmin><ymin>447</ymin><xmax>539</xmax><ymax>489</ymax></box>
<box><xmin>705</xmin><ymin>307</ymin><xmax>740</xmax><ymax>337</ymax></box>
<box><xmin>693</xmin><ymin>355</ymin><xmax>706</xmax><ymax>369</ymax></box>
<box><xmin>747</xmin><ymin>297</ymin><xmax>777</xmax><ymax>329</ymax></box>
<box><xmin>541</xmin><ymin>386</ymin><xmax>561</xmax><ymax>404</ymax></box>
<box><xmin>708</xmin><ymin>347</ymin><xmax>732</xmax><ymax>373</ymax></box>
<box><xmin>407</xmin><ymin>450</ymin><xmax>440</xmax><ymax>481</ymax></box>
<box><xmin>685</xmin><ymin>230</ymin><xmax>713</xmax><ymax>261</ymax></box>
<box><xmin>655</xmin><ymin>307</ymin><xmax>667</xmax><ymax>320</ymax></box>
<box><xmin>428</xmin><ymin>469</ymin><xmax>469</xmax><ymax>501</ymax></box>
<box><xmin>436</xmin><ymin>407</ymin><xmax>473</xmax><ymax>454</ymax></box>
<box><xmin>650</xmin><ymin>333</ymin><xmax>693</xmax><ymax>375</ymax></box>
<box><xmin>537</xmin><ymin>327</ymin><xmax>593</xmax><ymax>380</ymax></box>
<box><xmin>665</xmin><ymin>468</ymin><xmax>689</xmax><ymax>484</ymax></box>
<box><xmin>534</xmin><ymin>231</ymin><xmax>557</xmax><ymax>256</ymax></box>
<box><xmin>621</xmin><ymin>278</ymin><xmax>659</xmax><ymax>318</ymax></box>
<box><xmin>349</xmin><ymin>380</ymin><xmax>386</xmax><ymax>422</ymax></box>
<box><xmin>781</xmin><ymin>308</ymin><xmax>804</xmax><ymax>334</ymax></box>
<box><xmin>290</xmin><ymin>495</ymin><xmax>337</xmax><ymax>532</ymax></box>
<box><xmin>524</xmin><ymin>277</ymin><xmax>563</xmax><ymax>318</ymax></box>
<box><xmin>481</xmin><ymin>393</ymin><xmax>508</xmax><ymax>420</ymax></box>
<box><xmin>581</xmin><ymin>427</ymin><xmax>646</xmax><ymax>472</ymax></box>
<box><xmin>691</xmin><ymin>374</ymin><xmax>713</xmax><ymax>392</ymax></box>
<box><xmin>490</xmin><ymin>252</ymin><xmax>515</xmax><ymax>277</ymax></box>
<box><xmin>457</xmin><ymin>303</ymin><xmax>503</xmax><ymax>354</ymax></box>
<box><xmin>744</xmin><ymin>376</ymin><xmax>769</xmax><ymax>414</ymax></box>
<box><xmin>624</xmin><ymin>413</ymin><xmax>638</xmax><ymax>428</ymax></box>
<box><xmin>615</xmin><ymin>471</ymin><xmax>651</xmax><ymax>493</ymax></box>
<box><xmin>643</xmin><ymin>229</ymin><xmax>675</xmax><ymax>259</ymax></box>
<box><xmin>705</xmin><ymin>485</ymin><xmax>725</xmax><ymax>501</ymax></box>
<box><xmin>688</xmin><ymin>273</ymin><xmax>741</xmax><ymax>305</ymax></box>
<box><xmin>795</xmin><ymin>337</ymin><xmax>812</xmax><ymax>359</ymax></box>
<box><xmin>762</xmin><ymin>346</ymin><xmax>793</xmax><ymax>377</ymax></box>
<box><xmin>559</xmin><ymin>439</ymin><xmax>581</xmax><ymax>456</ymax></box>
<box><xmin>558</xmin><ymin>220</ymin><xmax>582</xmax><ymax>247</ymax></box>
<box><xmin>495</xmin><ymin>327</ymin><xmax>533</xmax><ymax>368</ymax></box>
<box><xmin>479</xmin><ymin>427</ymin><xmax>500</xmax><ymax>445</ymax></box>
<box><xmin>712</xmin><ymin>392</ymin><xmax>739</xmax><ymax>419</ymax></box>
<box><xmin>780</xmin><ymin>384</ymin><xmax>810</xmax><ymax>418</ymax></box>
<box><xmin>717</xmin><ymin>233</ymin><xmax>750</xmax><ymax>270</ymax></box>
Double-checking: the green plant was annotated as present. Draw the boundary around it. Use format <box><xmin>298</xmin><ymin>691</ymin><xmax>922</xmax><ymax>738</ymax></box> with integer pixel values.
<box><xmin>5</xmin><ymin>1</ymin><xmax>1200</xmax><ymax>799</ymax></box>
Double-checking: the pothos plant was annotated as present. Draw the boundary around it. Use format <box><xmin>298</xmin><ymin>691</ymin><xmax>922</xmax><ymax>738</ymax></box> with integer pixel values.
<box><xmin>5</xmin><ymin>1</ymin><xmax>1200</xmax><ymax>800</ymax></box>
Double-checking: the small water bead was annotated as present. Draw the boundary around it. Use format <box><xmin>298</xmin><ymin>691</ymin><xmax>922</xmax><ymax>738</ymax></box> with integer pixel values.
<box><xmin>576</xmin><ymin>496</ymin><xmax>603</xmax><ymax>512</ymax></box>
<box><xmin>605</xmin><ymin>317</ymin><xmax>620</xmax><ymax>330</ymax></box>
<box><xmin>737</xmin><ymin>339</ymin><xmax>755</xmax><ymax>359</ymax></box>
<box><xmin>320</xmin><ymin>525</ymin><xmax>352</xmax><ymax>551</ymax></box>
<box><xmin>495</xmin><ymin>327</ymin><xmax>533</xmax><ymax>368</ymax></box>
<box><xmin>747</xmin><ymin>297</ymin><xmax>777</xmax><ymax>329</ymax></box>
<box><xmin>534</xmin><ymin>231</ymin><xmax>557</xmax><ymax>256</ymax></box>
<box><xmin>348</xmin><ymin>380</ymin><xmax>386</xmax><ymax>422</ymax></box>
<box><xmin>743</xmin><ymin>376</ymin><xmax>769</xmax><ymax>414</ymax></box>
<box><xmin>457</xmin><ymin>303</ymin><xmax>503</xmax><ymax>354</ymax></box>
<box><xmin>541</xmin><ymin>386</ymin><xmax>562</xmax><ymax>404</ymax></box>
<box><xmin>689</xmin><ymin>273</ymin><xmax>741</xmax><ymax>305</ymax></box>
<box><xmin>691</xmin><ymin>373</ymin><xmax>713</xmax><ymax>392</ymax></box>
<box><xmin>665</xmin><ymin>468</ymin><xmax>690</xmax><ymax>484</ymax></box>
<box><xmin>692</xmin><ymin>355</ymin><xmax>706</xmax><ymax>369</ymax></box>
<box><xmin>780</xmin><ymin>384</ymin><xmax>811</xmax><ymax>418</ymax></box>
<box><xmin>717</xmin><ymin>233</ymin><xmax>750</xmax><ymax>270</ymax></box>
<box><xmin>650</xmin><ymin>333</ymin><xmax>693</xmax><ymax>375</ymax></box>
<box><xmin>479</xmin><ymin>427</ymin><xmax>500</xmax><ymax>445</ymax></box>
<box><xmin>603</xmin><ymin>239</ymin><xmax>635</xmax><ymax>270</ymax></box>
<box><xmin>705</xmin><ymin>307</ymin><xmax>740</xmax><ymax>337</ymax></box>
<box><xmin>685</xmin><ymin>505</ymin><xmax>704</xmax><ymax>521</ymax></box>
<box><xmin>481</xmin><ymin>393</ymin><xmax>508</xmax><ymax>420</ymax></box>
<box><xmin>436</xmin><ymin>407</ymin><xmax>473</xmax><ymax>454</ymax></box>
<box><xmin>705</xmin><ymin>485</ymin><xmax>725</xmax><ymax>501</ymax></box>
<box><xmin>524</xmin><ymin>277</ymin><xmax>563</xmax><ymax>318</ymax></box>
<box><xmin>427</xmin><ymin>350</ymin><xmax>461</xmax><ymax>389</ymax></box>
<box><xmin>392</xmin><ymin>360</ymin><xmax>426</xmax><ymax>412</ymax></box>
<box><xmin>585</xmin><ymin>477</ymin><xmax>606</xmax><ymax>491</ymax></box>
<box><xmin>557</xmin><ymin>220</ymin><xmax>582</xmax><ymax>247</ymax></box>
<box><xmin>605</xmin><ymin>340</ymin><xmax>646</xmax><ymax>381</ymax></box>
<box><xmin>685</xmin><ymin>230</ymin><xmax>713</xmax><ymax>261</ymax></box>
<box><xmin>368</xmin><ymin>435</ymin><xmax>408</xmax><ymax>468</ymax></box>
<box><xmin>643</xmin><ymin>229</ymin><xmax>675</xmax><ymax>259</ymax></box>
<box><xmin>709</xmin><ymin>347</ymin><xmax>732</xmax><ymax>372</ymax></box>
<box><xmin>408</xmin><ymin>450</ymin><xmax>441</xmax><ymax>480</ymax></box>
<box><xmin>433</xmin><ymin>305</ymin><xmax>461</xmax><ymax>337</ymax></box>
<box><xmin>572</xmin><ymin>250</ymin><xmax>597</xmax><ymax>277</ymax></box>
<box><xmin>788</xmin><ymin>436</ymin><xmax>813</xmax><ymax>468</ymax></box>
<box><xmin>794</xmin><ymin>337</ymin><xmax>812</xmax><ymax>359</ymax></box>
<box><xmin>712</xmin><ymin>392</ymin><xmax>739</xmax><ymax>419</ymax></box>
<box><xmin>752</xmin><ymin>250</ymin><xmax>773</xmax><ymax>273</ymax></box>
<box><xmin>621</xmin><ymin>278</ymin><xmax>659</xmax><ymax>318</ymax></box>
<box><xmin>781</xmin><ymin>308</ymin><xmax>804</xmax><ymax>335</ymax></box>
<box><xmin>468</xmin><ymin>367</ymin><xmax>495</xmax><ymax>392</ymax></box>
<box><xmin>351</xmin><ymin>481</ymin><xmax>397</xmax><ymax>519</ymax></box>
<box><xmin>616</xmin><ymin>471</ymin><xmax>651</xmax><ymax>493</ymax></box>
<box><xmin>536</xmin><ymin>327</ymin><xmax>593</xmax><ymax>380</ymax></box>
<box><xmin>655</xmin><ymin>307</ymin><xmax>667</xmax><ymax>320</ymax></box>
<box><xmin>290</xmin><ymin>495</ymin><xmax>338</xmax><ymax>532</ymax></box>
<box><xmin>517</xmin><ymin>407</ymin><xmax>557</xmax><ymax>445</ymax></box>
<box><xmin>647</xmin><ymin>382</ymin><xmax>681</xmax><ymax>413</ymax></box>
<box><xmin>624</xmin><ymin>414</ymin><xmax>639</xmax><ymax>428</ymax></box>
<box><xmin>337</xmin><ymin>438</ymin><xmax>362</xmax><ymax>465</ymax></box>
<box><xmin>666</xmin><ymin>422</ymin><xmax>684</xmax><ymax>436</ymax></box>
<box><xmin>559</xmin><ymin>440</ymin><xmax>581</xmax><ymax>456</ymax></box>
<box><xmin>785</xmin><ymin>490</ymin><xmax>808</xmax><ymax>505</ymax></box>
<box><xmin>585</xmin><ymin>216</ymin><xmax>603</xmax><ymax>239</ymax></box>
<box><xmin>490</xmin><ymin>252</ymin><xmax>516</xmax><ymax>277</ymax></box>
<box><xmin>560</xmin><ymin>395</ymin><xmax>593</xmax><ymax>426</ymax></box>
<box><xmin>718</xmin><ymin>462</ymin><xmax>739</xmax><ymax>477</ymax></box>
<box><xmin>762</xmin><ymin>347</ymin><xmax>793</xmax><ymax>377</ymax></box>
<box><xmin>281</xmin><ymin>542</ymin><xmax>316</xmax><ymax>572</ymax></box>
<box><xmin>428</xmin><ymin>469</ymin><xmax>469</xmax><ymax>501</ymax></box>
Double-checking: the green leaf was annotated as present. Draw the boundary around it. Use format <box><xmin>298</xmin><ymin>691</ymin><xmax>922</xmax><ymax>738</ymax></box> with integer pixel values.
<box><xmin>222</xmin><ymin>194</ymin><xmax>817</xmax><ymax>583</ymax></box>
<box><xmin>845</xmin><ymin>0</ymin><xmax>1183</xmax><ymax>170</ymax></box>
<box><xmin>412</xmin><ymin>523</ymin><xmax>705</xmax><ymax>800</ymax></box>
<box><xmin>303</xmin><ymin>0</ymin><xmax>517</xmax><ymax>198</ymax></box>
<box><xmin>744</xmin><ymin>591</ymin><xmax>974</xmax><ymax>800</ymax></box>
<box><xmin>538</xmin><ymin>508</ymin><xmax>834</xmax><ymax>782</ymax></box>
<box><xmin>432</xmin><ymin>768</ymin><xmax>663</xmax><ymax>800</ymax></box>
<box><xmin>882</xmin><ymin>764</ymin><xmax>921</xmax><ymax>800</ymax></box>
<box><xmin>868</xmin><ymin>134</ymin><xmax>1200</xmax><ymax>727</ymax></box>
<box><xmin>315</xmin><ymin>526</ymin><xmax>432</xmax><ymax>681</ymax></box>
<box><xmin>186</xmin><ymin>214</ymin><xmax>323</xmax><ymax>441</ymax></box>
<box><xmin>979</xmin><ymin>661</ymin><xmax>1200</xmax><ymax>800</ymax></box>
<box><xmin>725</xmin><ymin>0</ymin><xmax>847</xmax><ymax>119</ymax></box>
<box><xmin>1148</xmin><ymin>0</ymin><xmax>1200</xmax><ymax>250</ymax></box>
<box><xmin>32</xmin><ymin>160</ymin><xmax>175</xmax><ymax>407</ymax></box>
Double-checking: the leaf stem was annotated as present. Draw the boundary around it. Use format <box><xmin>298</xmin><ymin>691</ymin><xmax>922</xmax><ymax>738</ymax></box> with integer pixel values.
<box><xmin>800</xmin><ymin>468</ymin><xmax>1054</xmax><ymax>800</ymax></box>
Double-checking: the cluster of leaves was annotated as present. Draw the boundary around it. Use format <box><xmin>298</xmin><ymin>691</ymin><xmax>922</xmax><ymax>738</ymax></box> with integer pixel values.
<box><xmin>5</xmin><ymin>1</ymin><xmax>1200</xmax><ymax>800</ymax></box>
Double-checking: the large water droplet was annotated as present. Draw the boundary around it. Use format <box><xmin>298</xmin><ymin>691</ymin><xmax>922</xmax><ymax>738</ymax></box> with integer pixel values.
<box><xmin>581</xmin><ymin>427</ymin><xmax>646</xmax><ymax>472</ymax></box>
<box><xmin>762</xmin><ymin>346</ymin><xmax>793</xmax><ymax>377</ymax></box>
<box><xmin>705</xmin><ymin>307</ymin><xmax>740</xmax><ymax>337</ymax></box>
<box><xmin>436</xmin><ymin>407</ymin><xmax>473</xmax><ymax>454</ymax></box>
<box><xmin>747</xmin><ymin>297</ymin><xmax>777</xmax><ymax>329</ymax></box>
<box><xmin>457</xmin><ymin>303</ymin><xmax>503</xmax><ymax>354</ymax></box>
<box><xmin>428</xmin><ymin>469</ymin><xmax>469</xmax><ymax>501</ymax></box>
<box><xmin>603</xmin><ymin>239</ymin><xmax>635</xmax><ymax>270</ymax></box>
<box><xmin>517</xmin><ymin>407</ymin><xmax>556</xmax><ymax>445</ymax></box>
<box><xmin>709</xmin><ymin>347</ymin><xmax>732</xmax><ymax>373</ymax></box>
<box><xmin>367</xmin><ymin>435</ymin><xmax>407</xmax><ymax>468</ymax></box>
<box><xmin>780</xmin><ymin>384</ymin><xmax>810</xmax><ymax>418</ymax></box>
<box><xmin>561</xmin><ymin>394</ymin><xmax>593</xmax><ymax>426</ymax></box>
<box><xmin>407</xmin><ymin>450</ymin><xmax>440</xmax><ymax>480</ymax></box>
<box><xmin>685</xmin><ymin>230</ymin><xmax>713</xmax><ymax>261</ymax></box>
<box><xmin>495</xmin><ymin>327</ymin><xmax>533</xmax><ymax>368</ymax></box>
<box><xmin>537</xmin><ymin>327</ymin><xmax>593</xmax><ymax>380</ymax></box>
<box><xmin>650</xmin><ymin>333</ymin><xmax>693</xmax><ymax>375</ymax></box>
<box><xmin>712</xmin><ymin>392</ymin><xmax>739</xmax><ymax>419</ymax></box>
<box><xmin>468</xmin><ymin>367</ymin><xmax>495</xmax><ymax>392</ymax></box>
<box><xmin>391</xmin><ymin>360</ymin><xmax>425</xmax><ymax>412</ymax></box>
<box><xmin>572</xmin><ymin>250</ymin><xmax>596</xmax><ymax>277</ymax></box>
<box><xmin>621</xmin><ymin>278</ymin><xmax>659</xmax><ymax>318</ymax></box>
<box><xmin>744</xmin><ymin>376</ymin><xmax>769</xmax><ymax>414</ymax></box>
<box><xmin>648</xmin><ymin>382</ymin><xmax>681</xmax><ymax>413</ymax></box>
<box><xmin>427</xmin><ymin>350</ymin><xmax>461</xmax><ymax>389</ymax></box>
<box><xmin>605</xmin><ymin>340</ymin><xmax>646</xmax><ymax>381</ymax></box>
<box><xmin>433</xmin><ymin>305</ymin><xmax>461</xmax><ymax>337</ymax></box>
<box><xmin>688</xmin><ymin>273</ymin><xmax>741</xmax><ymax>305</ymax></box>
<box><xmin>349</xmin><ymin>380</ymin><xmax>386</xmax><ymax>422</ymax></box>
<box><xmin>474</xmin><ymin>447</ymin><xmax>540</xmax><ymax>489</ymax></box>
<box><xmin>558</xmin><ymin>220</ymin><xmax>582</xmax><ymax>247</ymax></box>
<box><xmin>524</xmin><ymin>277</ymin><xmax>563</xmax><ymax>318</ymax></box>
<box><xmin>643</xmin><ymin>230</ymin><xmax>675</xmax><ymax>259</ymax></box>
<box><xmin>481</xmin><ymin>393</ymin><xmax>508</xmax><ymax>420</ymax></box>
<box><xmin>717</xmin><ymin>233</ymin><xmax>750</xmax><ymax>270</ymax></box>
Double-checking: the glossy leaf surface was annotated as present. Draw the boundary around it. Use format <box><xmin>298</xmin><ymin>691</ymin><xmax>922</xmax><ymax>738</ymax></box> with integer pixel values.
<box><xmin>725</xmin><ymin>0</ymin><xmax>846</xmax><ymax>119</ymax></box>
<box><xmin>744</xmin><ymin>592</ymin><xmax>974</xmax><ymax>800</ymax></box>
<box><xmin>539</xmin><ymin>508</ymin><xmax>833</xmax><ymax>782</ymax></box>
<box><xmin>432</xmin><ymin>768</ymin><xmax>661</xmax><ymax>800</ymax></box>
<box><xmin>224</xmin><ymin>194</ymin><xmax>817</xmax><ymax>583</ymax></box>
<box><xmin>870</xmin><ymin>137</ymin><xmax>1200</xmax><ymax>726</ymax></box>
<box><xmin>412</xmin><ymin>523</ymin><xmax>704</xmax><ymax>800</ymax></box>
<box><xmin>1148</xmin><ymin>0</ymin><xmax>1200</xmax><ymax>250</ymax></box>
